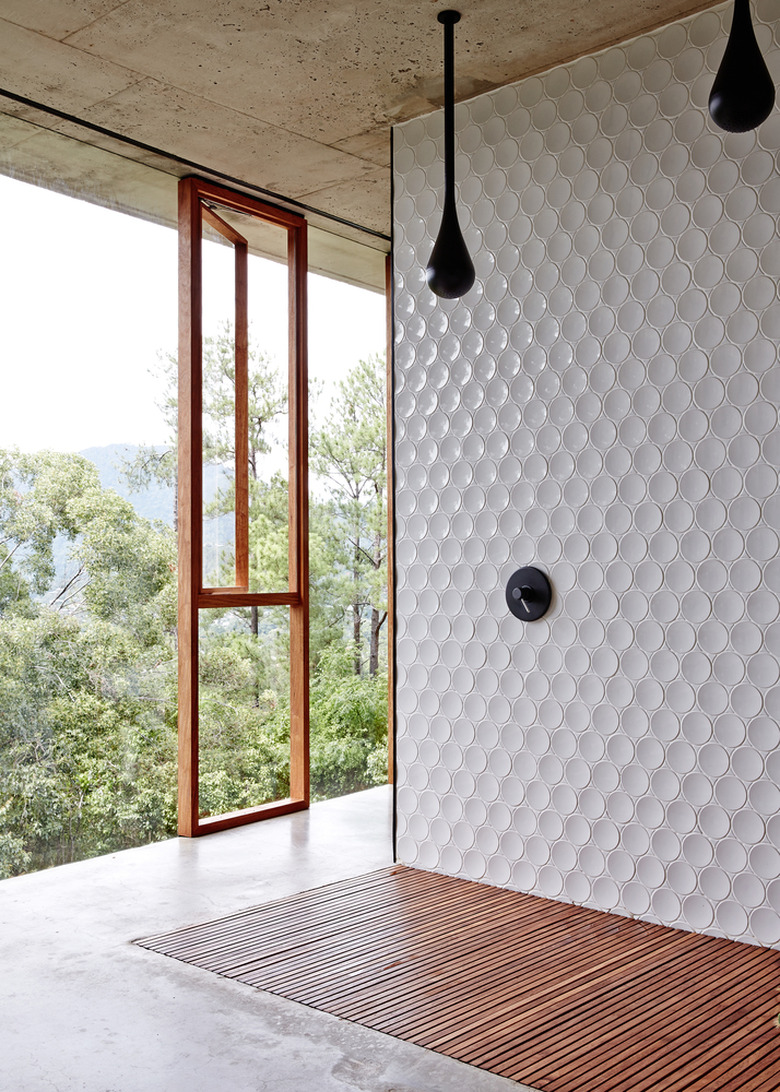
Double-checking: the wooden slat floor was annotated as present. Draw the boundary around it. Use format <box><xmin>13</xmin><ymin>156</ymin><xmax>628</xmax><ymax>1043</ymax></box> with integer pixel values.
<box><xmin>137</xmin><ymin>865</ymin><xmax>780</xmax><ymax>1091</ymax></box>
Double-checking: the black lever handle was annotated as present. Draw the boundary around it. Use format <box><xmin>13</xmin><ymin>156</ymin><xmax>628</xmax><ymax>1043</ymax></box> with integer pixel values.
<box><xmin>506</xmin><ymin>568</ymin><xmax>552</xmax><ymax>622</ymax></box>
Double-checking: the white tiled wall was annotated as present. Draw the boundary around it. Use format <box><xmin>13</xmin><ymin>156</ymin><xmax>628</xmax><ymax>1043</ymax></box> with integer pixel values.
<box><xmin>392</xmin><ymin>0</ymin><xmax>780</xmax><ymax>947</ymax></box>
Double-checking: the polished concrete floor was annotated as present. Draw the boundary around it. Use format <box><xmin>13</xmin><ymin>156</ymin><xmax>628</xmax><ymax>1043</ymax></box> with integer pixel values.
<box><xmin>0</xmin><ymin>786</ymin><xmax>536</xmax><ymax>1092</ymax></box>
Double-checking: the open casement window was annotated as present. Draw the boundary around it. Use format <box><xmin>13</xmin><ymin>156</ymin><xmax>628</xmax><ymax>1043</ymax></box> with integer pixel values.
<box><xmin>178</xmin><ymin>177</ymin><xmax>308</xmax><ymax>836</ymax></box>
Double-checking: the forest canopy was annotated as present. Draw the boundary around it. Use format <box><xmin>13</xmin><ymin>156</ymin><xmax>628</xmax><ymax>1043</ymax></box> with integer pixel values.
<box><xmin>0</xmin><ymin>336</ymin><xmax>388</xmax><ymax>878</ymax></box>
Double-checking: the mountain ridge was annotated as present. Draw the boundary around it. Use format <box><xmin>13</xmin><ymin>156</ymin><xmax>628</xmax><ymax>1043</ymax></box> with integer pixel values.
<box><xmin>80</xmin><ymin>443</ymin><xmax>175</xmax><ymax>525</ymax></box>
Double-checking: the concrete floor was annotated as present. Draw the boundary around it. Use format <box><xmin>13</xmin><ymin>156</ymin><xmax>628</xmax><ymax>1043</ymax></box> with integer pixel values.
<box><xmin>0</xmin><ymin>786</ymin><xmax>537</xmax><ymax>1092</ymax></box>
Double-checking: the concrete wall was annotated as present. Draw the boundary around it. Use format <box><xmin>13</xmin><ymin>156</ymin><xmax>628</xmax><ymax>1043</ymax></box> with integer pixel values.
<box><xmin>392</xmin><ymin>0</ymin><xmax>780</xmax><ymax>947</ymax></box>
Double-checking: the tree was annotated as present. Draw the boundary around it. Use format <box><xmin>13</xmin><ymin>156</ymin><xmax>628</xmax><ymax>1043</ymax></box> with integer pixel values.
<box><xmin>311</xmin><ymin>354</ymin><xmax>387</xmax><ymax>677</ymax></box>
<box><xmin>125</xmin><ymin>325</ymin><xmax>287</xmax><ymax>622</ymax></box>
<box><xmin>308</xmin><ymin>646</ymin><xmax>388</xmax><ymax>798</ymax></box>
<box><xmin>122</xmin><ymin>356</ymin><xmax>178</xmax><ymax>526</ymax></box>
<box><xmin>0</xmin><ymin>449</ymin><xmax>97</xmax><ymax>602</ymax></box>
<box><xmin>0</xmin><ymin>337</ymin><xmax>389</xmax><ymax>878</ymax></box>
<box><xmin>0</xmin><ymin>449</ymin><xmax>178</xmax><ymax>877</ymax></box>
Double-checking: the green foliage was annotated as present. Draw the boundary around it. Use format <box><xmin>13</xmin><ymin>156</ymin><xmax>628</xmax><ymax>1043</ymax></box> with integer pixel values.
<box><xmin>0</xmin><ymin>450</ymin><xmax>178</xmax><ymax>878</ymax></box>
<box><xmin>0</xmin><ymin>331</ymin><xmax>388</xmax><ymax>879</ymax></box>
<box><xmin>246</xmin><ymin>472</ymin><xmax>290</xmax><ymax>591</ymax></box>
<box><xmin>0</xmin><ymin>449</ymin><xmax>98</xmax><ymax>596</ymax></box>
<box><xmin>201</xmin><ymin>325</ymin><xmax>287</xmax><ymax>470</ymax></box>
<box><xmin>309</xmin><ymin>648</ymin><xmax>388</xmax><ymax>799</ymax></box>
<box><xmin>311</xmin><ymin>353</ymin><xmax>387</xmax><ymax>676</ymax></box>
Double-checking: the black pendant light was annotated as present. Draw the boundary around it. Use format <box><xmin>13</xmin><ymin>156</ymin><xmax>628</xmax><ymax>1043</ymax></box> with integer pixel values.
<box><xmin>709</xmin><ymin>0</ymin><xmax>775</xmax><ymax>133</ymax></box>
<box><xmin>426</xmin><ymin>9</ymin><xmax>475</xmax><ymax>299</ymax></box>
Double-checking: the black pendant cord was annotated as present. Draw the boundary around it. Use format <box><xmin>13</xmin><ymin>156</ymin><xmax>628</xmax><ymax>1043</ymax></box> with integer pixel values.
<box><xmin>426</xmin><ymin>9</ymin><xmax>475</xmax><ymax>300</ymax></box>
<box><xmin>441</xmin><ymin>11</ymin><xmax>457</xmax><ymax>216</ymax></box>
<box><xmin>709</xmin><ymin>0</ymin><xmax>775</xmax><ymax>133</ymax></box>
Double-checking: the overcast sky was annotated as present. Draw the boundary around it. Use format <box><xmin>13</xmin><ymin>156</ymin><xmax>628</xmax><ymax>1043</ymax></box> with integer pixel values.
<box><xmin>0</xmin><ymin>174</ymin><xmax>386</xmax><ymax>452</ymax></box>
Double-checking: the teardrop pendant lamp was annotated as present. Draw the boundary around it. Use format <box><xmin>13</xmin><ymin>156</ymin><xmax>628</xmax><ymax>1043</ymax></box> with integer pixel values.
<box><xmin>709</xmin><ymin>0</ymin><xmax>775</xmax><ymax>132</ymax></box>
<box><xmin>426</xmin><ymin>9</ymin><xmax>475</xmax><ymax>299</ymax></box>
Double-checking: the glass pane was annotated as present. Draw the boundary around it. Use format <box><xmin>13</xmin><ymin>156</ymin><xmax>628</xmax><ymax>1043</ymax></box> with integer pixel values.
<box><xmin>198</xmin><ymin>606</ymin><xmax>291</xmax><ymax>817</ymax></box>
<box><xmin>201</xmin><ymin>218</ymin><xmax>238</xmax><ymax>587</ymax></box>
<box><xmin>247</xmin><ymin>246</ymin><xmax>289</xmax><ymax>593</ymax></box>
<box><xmin>307</xmin><ymin>272</ymin><xmax>390</xmax><ymax>800</ymax></box>
<box><xmin>199</xmin><ymin>201</ymin><xmax>290</xmax><ymax>593</ymax></box>
<box><xmin>0</xmin><ymin>170</ymin><xmax>179</xmax><ymax>877</ymax></box>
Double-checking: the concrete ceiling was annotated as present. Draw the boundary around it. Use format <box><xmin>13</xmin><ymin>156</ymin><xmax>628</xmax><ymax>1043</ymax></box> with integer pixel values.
<box><xmin>0</xmin><ymin>0</ymin><xmax>719</xmax><ymax>242</ymax></box>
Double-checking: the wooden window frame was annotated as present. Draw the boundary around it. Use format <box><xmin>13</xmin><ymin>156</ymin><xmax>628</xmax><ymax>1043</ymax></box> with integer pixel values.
<box><xmin>177</xmin><ymin>176</ymin><xmax>309</xmax><ymax>836</ymax></box>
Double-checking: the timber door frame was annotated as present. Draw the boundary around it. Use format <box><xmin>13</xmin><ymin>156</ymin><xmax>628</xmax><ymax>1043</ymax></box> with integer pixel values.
<box><xmin>177</xmin><ymin>176</ymin><xmax>309</xmax><ymax>836</ymax></box>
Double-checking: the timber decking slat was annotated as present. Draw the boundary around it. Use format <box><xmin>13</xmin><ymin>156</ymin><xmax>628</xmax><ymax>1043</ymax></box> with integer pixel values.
<box><xmin>277</xmin><ymin>898</ymin><xmax>686</xmax><ymax>1001</ymax></box>
<box><xmin>137</xmin><ymin>865</ymin><xmax>780</xmax><ymax>1092</ymax></box>
<box><xmin>330</xmin><ymin>925</ymin><xmax>711</xmax><ymax>1037</ymax></box>
<box><xmin>256</xmin><ymin>903</ymin><xmax>651</xmax><ymax>1005</ymax></box>
<box><xmin>733</xmin><ymin>1052</ymin><xmax>780</xmax><ymax>1092</ymax></box>
<box><xmin>202</xmin><ymin>887</ymin><xmax>614</xmax><ymax>991</ymax></box>
<box><xmin>496</xmin><ymin>969</ymin><xmax>780</xmax><ymax>1089</ymax></box>
<box><xmin>503</xmin><ymin>944</ymin><xmax>778</xmax><ymax>1055</ymax></box>
<box><xmin>387</xmin><ymin>926</ymin><xmax>698</xmax><ymax>1029</ymax></box>
<box><xmin>612</xmin><ymin>1014</ymin><xmax>780</xmax><ymax>1092</ymax></box>
<box><xmin>141</xmin><ymin>866</ymin><xmax>416</xmax><ymax>944</ymax></box>
<box><xmin>183</xmin><ymin>886</ymin><xmax>554</xmax><ymax>979</ymax></box>
<box><xmin>147</xmin><ymin>866</ymin><xmax>521</xmax><ymax>962</ymax></box>
<box><xmin>366</xmin><ymin>944</ymin><xmax>680</xmax><ymax>1044</ymax></box>
<box><xmin>547</xmin><ymin>985</ymin><xmax>778</xmax><ymax>1092</ymax></box>
<box><xmin>510</xmin><ymin>978</ymin><xmax>778</xmax><ymax>1084</ymax></box>
<box><xmin>482</xmin><ymin>951</ymin><xmax>780</xmax><ymax>1077</ymax></box>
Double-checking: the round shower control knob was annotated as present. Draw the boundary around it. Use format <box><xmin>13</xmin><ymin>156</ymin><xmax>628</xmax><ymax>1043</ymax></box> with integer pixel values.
<box><xmin>505</xmin><ymin>567</ymin><xmax>552</xmax><ymax>622</ymax></box>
